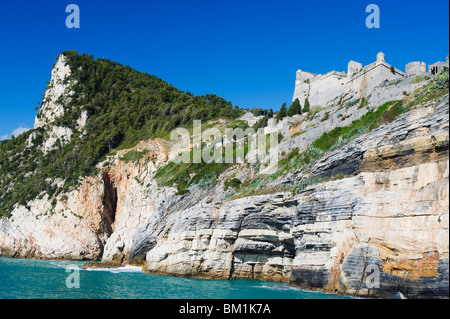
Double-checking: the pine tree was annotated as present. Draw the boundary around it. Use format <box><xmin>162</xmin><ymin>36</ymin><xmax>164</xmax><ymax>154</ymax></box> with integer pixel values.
<box><xmin>302</xmin><ymin>98</ymin><xmax>310</xmax><ymax>113</ymax></box>
<box><xmin>276</xmin><ymin>103</ymin><xmax>287</xmax><ymax>120</ymax></box>
<box><xmin>268</xmin><ymin>108</ymin><xmax>274</xmax><ymax>118</ymax></box>
<box><xmin>287</xmin><ymin>98</ymin><xmax>302</xmax><ymax>116</ymax></box>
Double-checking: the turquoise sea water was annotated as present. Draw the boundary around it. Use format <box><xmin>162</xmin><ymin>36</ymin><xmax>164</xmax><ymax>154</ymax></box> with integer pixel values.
<box><xmin>0</xmin><ymin>257</ymin><xmax>350</xmax><ymax>299</ymax></box>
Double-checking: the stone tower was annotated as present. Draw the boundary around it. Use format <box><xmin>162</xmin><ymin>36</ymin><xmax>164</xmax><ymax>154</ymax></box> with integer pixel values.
<box><xmin>405</xmin><ymin>62</ymin><xmax>427</xmax><ymax>77</ymax></box>
<box><xmin>376</xmin><ymin>52</ymin><xmax>385</xmax><ymax>63</ymax></box>
<box><xmin>347</xmin><ymin>60</ymin><xmax>362</xmax><ymax>78</ymax></box>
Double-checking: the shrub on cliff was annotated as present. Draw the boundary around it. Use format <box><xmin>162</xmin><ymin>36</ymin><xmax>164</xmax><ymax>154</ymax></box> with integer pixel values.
<box><xmin>276</xmin><ymin>103</ymin><xmax>287</xmax><ymax>120</ymax></box>
<box><xmin>287</xmin><ymin>98</ymin><xmax>302</xmax><ymax>116</ymax></box>
<box><xmin>302</xmin><ymin>98</ymin><xmax>310</xmax><ymax>113</ymax></box>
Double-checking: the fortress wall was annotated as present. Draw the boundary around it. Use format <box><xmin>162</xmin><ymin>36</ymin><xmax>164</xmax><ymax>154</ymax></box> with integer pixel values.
<box><xmin>293</xmin><ymin>70</ymin><xmax>320</xmax><ymax>103</ymax></box>
<box><xmin>348</xmin><ymin>62</ymin><xmax>404</xmax><ymax>99</ymax></box>
<box><xmin>306</xmin><ymin>74</ymin><xmax>347</xmax><ymax>107</ymax></box>
<box><xmin>317</xmin><ymin>71</ymin><xmax>347</xmax><ymax>82</ymax></box>
<box><xmin>347</xmin><ymin>61</ymin><xmax>363</xmax><ymax>78</ymax></box>
<box><xmin>406</xmin><ymin>62</ymin><xmax>427</xmax><ymax>77</ymax></box>
<box><xmin>295</xmin><ymin>70</ymin><xmax>319</xmax><ymax>86</ymax></box>
<box><xmin>293</xmin><ymin>70</ymin><xmax>318</xmax><ymax>103</ymax></box>
<box><xmin>429</xmin><ymin>61</ymin><xmax>448</xmax><ymax>76</ymax></box>
<box><xmin>293</xmin><ymin>82</ymin><xmax>310</xmax><ymax>105</ymax></box>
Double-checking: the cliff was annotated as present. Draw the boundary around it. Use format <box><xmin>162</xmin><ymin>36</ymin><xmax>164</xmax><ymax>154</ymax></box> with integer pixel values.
<box><xmin>0</xmin><ymin>52</ymin><xmax>448</xmax><ymax>298</ymax></box>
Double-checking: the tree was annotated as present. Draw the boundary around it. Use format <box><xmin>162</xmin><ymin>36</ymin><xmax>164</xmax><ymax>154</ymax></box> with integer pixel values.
<box><xmin>254</xmin><ymin>115</ymin><xmax>269</xmax><ymax>130</ymax></box>
<box><xmin>276</xmin><ymin>103</ymin><xmax>287</xmax><ymax>120</ymax></box>
<box><xmin>260</xmin><ymin>115</ymin><xmax>269</xmax><ymax>128</ymax></box>
<box><xmin>251</xmin><ymin>108</ymin><xmax>263</xmax><ymax>116</ymax></box>
<box><xmin>287</xmin><ymin>98</ymin><xmax>302</xmax><ymax>116</ymax></box>
<box><xmin>302</xmin><ymin>98</ymin><xmax>310</xmax><ymax>113</ymax></box>
<box><xmin>268</xmin><ymin>108</ymin><xmax>273</xmax><ymax>118</ymax></box>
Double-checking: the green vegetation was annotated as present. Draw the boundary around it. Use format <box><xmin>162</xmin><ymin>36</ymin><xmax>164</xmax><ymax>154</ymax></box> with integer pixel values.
<box><xmin>346</xmin><ymin>98</ymin><xmax>361</xmax><ymax>107</ymax></box>
<box><xmin>291</xmin><ymin>130</ymin><xmax>307</xmax><ymax>138</ymax></box>
<box><xmin>412</xmin><ymin>74</ymin><xmax>429</xmax><ymax>84</ymax></box>
<box><xmin>287</xmin><ymin>98</ymin><xmax>302</xmax><ymax>116</ymax></box>
<box><xmin>0</xmin><ymin>51</ymin><xmax>244</xmax><ymax>217</ymax></box>
<box><xmin>276</xmin><ymin>103</ymin><xmax>287</xmax><ymax>120</ymax></box>
<box><xmin>253</xmin><ymin>115</ymin><xmax>269</xmax><ymax>130</ymax></box>
<box><xmin>274</xmin><ymin>99</ymin><xmax>409</xmax><ymax>181</ymax></box>
<box><xmin>288</xmin><ymin>176</ymin><xmax>327</xmax><ymax>195</ymax></box>
<box><xmin>224</xmin><ymin>177</ymin><xmax>242</xmax><ymax>191</ymax></box>
<box><xmin>358</xmin><ymin>97</ymin><xmax>369</xmax><ymax>109</ymax></box>
<box><xmin>154</xmin><ymin>158</ymin><xmax>231</xmax><ymax>194</ymax></box>
<box><xmin>312</xmin><ymin>100</ymin><xmax>403</xmax><ymax>152</ymax></box>
<box><xmin>320</xmin><ymin>112</ymin><xmax>329</xmax><ymax>122</ymax></box>
<box><xmin>120</xmin><ymin>149</ymin><xmax>150</xmax><ymax>163</ymax></box>
<box><xmin>305</xmin><ymin>105</ymin><xmax>326</xmax><ymax>121</ymax></box>
<box><xmin>198</xmin><ymin>173</ymin><xmax>218</xmax><ymax>189</ymax></box>
<box><xmin>302</xmin><ymin>98</ymin><xmax>310</xmax><ymax>113</ymax></box>
<box><xmin>383</xmin><ymin>78</ymin><xmax>403</xmax><ymax>87</ymax></box>
<box><xmin>407</xmin><ymin>68</ymin><xmax>449</xmax><ymax>107</ymax></box>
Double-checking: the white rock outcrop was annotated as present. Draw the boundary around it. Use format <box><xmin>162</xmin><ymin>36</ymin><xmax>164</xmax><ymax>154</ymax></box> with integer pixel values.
<box><xmin>34</xmin><ymin>55</ymin><xmax>73</xmax><ymax>129</ymax></box>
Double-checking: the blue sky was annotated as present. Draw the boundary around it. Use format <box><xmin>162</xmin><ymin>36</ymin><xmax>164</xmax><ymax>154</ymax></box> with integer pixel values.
<box><xmin>0</xmin><ymin>0</ymin><xmax>448</xmax><ymax>140</ymax></box>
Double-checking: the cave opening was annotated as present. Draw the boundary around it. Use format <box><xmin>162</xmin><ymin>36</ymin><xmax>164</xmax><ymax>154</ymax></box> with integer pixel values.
<box><xmin>102</xmin><ymin>171</ymin><xmax>117</xmax><ymax>235</ymax></box>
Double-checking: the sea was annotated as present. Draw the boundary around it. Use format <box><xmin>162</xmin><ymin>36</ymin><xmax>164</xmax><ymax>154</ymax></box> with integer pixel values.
<box><xmin>0</xmin><ymin>257</ymin><xmax>351</xmax><ymax>299</ymax></box>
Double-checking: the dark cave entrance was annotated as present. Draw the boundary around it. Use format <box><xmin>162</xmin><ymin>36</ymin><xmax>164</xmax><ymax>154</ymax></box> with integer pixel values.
<box><xmin>102</xmin><ymin>171</ymin><xmax>117</xmax><ymax>235</ymax></box>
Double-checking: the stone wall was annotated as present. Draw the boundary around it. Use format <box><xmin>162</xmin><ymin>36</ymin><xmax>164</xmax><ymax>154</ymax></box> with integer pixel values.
<box><xmin>347</xmin><ymin>62</ymin><xmax>404</xmax><ymax>98</ymax></box>
<box><xmin>429</xmin><ymin>61</ymin><xmax>448</xmax><ymax>76</ymax></box>
<box><xmin>406</xmin><ymin>62</ymin><xmax>427</xmax><ymax>77</ymax></box>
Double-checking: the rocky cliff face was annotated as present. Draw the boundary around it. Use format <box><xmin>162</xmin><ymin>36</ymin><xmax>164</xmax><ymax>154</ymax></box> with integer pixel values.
<box><xmin>134</xmin><ymin>95</ymin><xmax>448</xmax><ymax>298</ymax></box>
<box><xmin>0</xmin><ymin>55</ymin><xmax>448</xmax><ymax>299</ymax></box>
<box><xmin>0</xmin><ymin>175</ymin><xmax>111</xmax><ymax>259</ymax></box>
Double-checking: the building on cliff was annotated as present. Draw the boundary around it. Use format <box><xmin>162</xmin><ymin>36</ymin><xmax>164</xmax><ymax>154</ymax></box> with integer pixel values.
<box><xmin>292</xmin><ymin>52</ymin><xmax>450</xmax><ymax>106</ymax></box>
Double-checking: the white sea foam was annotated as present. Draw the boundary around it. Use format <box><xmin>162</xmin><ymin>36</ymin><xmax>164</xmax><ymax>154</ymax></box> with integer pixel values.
<box><xmin>49</xmin><ymin>261</ymin><xmax>82</xmax><ymax>269</ymax></box>
<box><xmin>82</xmin><ymin>265</ymin><xmax>143</xmax><ymax>273</ymax></box>
<box><xmin>252</xmin><ymin>284</ymin><xmax>301</xmax><ymax>291</ymax></box>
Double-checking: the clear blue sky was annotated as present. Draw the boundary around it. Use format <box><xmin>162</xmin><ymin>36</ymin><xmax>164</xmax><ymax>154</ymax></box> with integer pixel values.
<box><xmin>0</xmin><ymin>0</ymin><xmax>448</xmax><ymax>139</ymax></box>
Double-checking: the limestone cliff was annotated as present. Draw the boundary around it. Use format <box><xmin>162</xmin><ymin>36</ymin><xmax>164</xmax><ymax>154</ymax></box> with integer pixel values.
<box><xmin>0</xmin><ymin>53</ymin><xmax>448</xmax><ymax>299</ymax></box>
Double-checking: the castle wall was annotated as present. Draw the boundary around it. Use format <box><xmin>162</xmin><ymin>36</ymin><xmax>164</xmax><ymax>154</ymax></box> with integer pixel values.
<box><xmin>295</xmin><ymin>70</ymin><xmax>318</xmax><ymax>86</ymax></box>
<box><xmin>293</xmin><ymin>70</ymin><xmax>319</xmax><ymax>104</ymax></box>
<box><xmin>347</xmin><ymin>61</ymin><xmax>362</xmax><ymax>78</ymax></box>
<box><xmin>292</xmin><ymin>82</ymin><xmax>310</xmax><ymax>106</ymax></box>
<box><xmin>405</xmin><ymin>62</ymin><xmax>427</xmax><ymax>77</ymax></box>
<box><xmin>348</xmin><ymin>62</ymin><xmax>404</xmax><ymax>99</ymax></box>
<box><xmin>306</xmin><ymin>73</ymin><xmax>347</xmax><ymax>107</ymax></box>
<box><xmin>429</xmin><ymin>61</ymin><xmax>448</xmax><ymax>76</ymax></box>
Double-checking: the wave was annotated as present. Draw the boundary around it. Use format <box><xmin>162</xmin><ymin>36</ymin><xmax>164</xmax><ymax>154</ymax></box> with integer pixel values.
<box><xmin>82</xmin><ymin>265</ymin><xmax>143</xmax><ymax>273</ymax></box>
<box><xmin>49</xmin><ymin>261</ymin><xmax>83</xmax><ymax>269</ymax></box>
<box><xmin>252</xmin><ymin>284</ymin><xmax>301</xmax><ymax>291</ymax></box>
